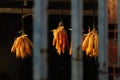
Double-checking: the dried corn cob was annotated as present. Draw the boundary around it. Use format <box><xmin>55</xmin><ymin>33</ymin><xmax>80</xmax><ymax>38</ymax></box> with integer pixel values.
<box><xmin>51</xmin><ymin>21</ymin><xmax>69</xmax><ymax>55</ymax></box>
<box><xmin>82</xmin><ymin>26</ymin><xmax>98</xmax><ymax>57</ymax></box>
<box><xmin>11</xmin><ymin>34</ymin><xmax>33</xmax><ymax>59</ymax></box>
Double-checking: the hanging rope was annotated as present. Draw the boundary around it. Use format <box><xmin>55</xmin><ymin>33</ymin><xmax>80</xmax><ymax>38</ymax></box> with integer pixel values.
<box><xmin>21</xmin><ymin>7</ymin><xmax>25</xmax><ymax>35</ymax></box>
<box><xmin>59</xmin><ymin>5</ymin><xmax>64</xmax><ymax>21</ymax></box>
<box><xmin>92</xmin><ymin>9</ymin><xmax>96</xmax><ymax>26</ymax></box>
<box><xmin>19</xmin><ymin>0</ymin><xmax>28</xmax><ymax>34</ymax></box>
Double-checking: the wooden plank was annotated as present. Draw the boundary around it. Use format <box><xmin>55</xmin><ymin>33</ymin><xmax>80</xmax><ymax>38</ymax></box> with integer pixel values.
<box><xmin>0</xmin><ymin>8</ymin><xmax>97</xmax><ymax>16</ymax></box>
<box><xmin>0</xmin><ymin>8</ymin><xmax>32</xmax><ymax>14</ymax></box>
<box><xmin>118</xmin><ymin>0</ymin><xmax>120</xmax><ymax>79</ymax></box>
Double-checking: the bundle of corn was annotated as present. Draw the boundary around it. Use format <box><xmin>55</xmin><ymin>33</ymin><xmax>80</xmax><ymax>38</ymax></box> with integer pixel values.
<box><xmin>108</xmin><ymin>0</ymin><xmax>118</xmax><ymax>23</ymax></box>
<box><xmin>51</xmin><ymin>21</ymin><xmax>69</xmax><ymax>55</ymax></box>
<box><xmin>11</xmin><ymin>34</ymin><xmax>33</xmax><ymax>58</ymax></box>
<box><xmin>82</xmin><ymin>27</ymin><xmax>98</xmax><ymax>57</ymax></box>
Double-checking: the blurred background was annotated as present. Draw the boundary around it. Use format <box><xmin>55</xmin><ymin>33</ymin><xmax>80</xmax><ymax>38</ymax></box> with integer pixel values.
<box><xmin>0</xmin><ymin>0</ymin><xmax>117</xmax><ymax>80</ymax></box>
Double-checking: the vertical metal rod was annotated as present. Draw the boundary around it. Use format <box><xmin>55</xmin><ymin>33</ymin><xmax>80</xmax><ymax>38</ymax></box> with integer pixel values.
<box><xmin>33</xmin><ymin>0</ymin><xmax>48</xmax><ymax>80</ymax></box>
<box><xmin>33</xmin><ymin>0</ymin><xmax>41</xmax><ymax>79</ymax></box>
<box><xmin>104</xmin><ymin>0</ymin><xmax>108</xmax><ymax>79</ymax></box>
<box><xmin>40</xmin><ymin>0</ymin><xmax>48</xmax><ymax>79</ymax></box>
<box><xmin>98</xmin><ymin>0</ymin><xmax>108</xmax><ymax>80</ymax></box>
<box><xmin>71</xmin><ymin>0</ymin><xmax>83</xmax><ymax>80</ymax></box>
<box><xmin>118</xmin><ymin>0</ymin><xmax>120</xmax><ymax>79</ymax></box>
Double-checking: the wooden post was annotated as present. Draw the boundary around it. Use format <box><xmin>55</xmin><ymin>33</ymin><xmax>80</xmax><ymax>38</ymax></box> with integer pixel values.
<box><xmin>118</xmin><ymin>0</ymin><xmax>120</xmax><ymax>79</ymax></box>
<box><xmin>33</xmin><ymin>0</ymin><xmax>48</xmax><ymax>80</ymax></box>
<box><xmin>71</xmin><ymin>0</ymin><xmax>83</xmax><ymax>80</ymax></box>
<box><xmin>98</xmin><ymin>0</ymin><xmax>108</xmax><ymax>80</ymax></box>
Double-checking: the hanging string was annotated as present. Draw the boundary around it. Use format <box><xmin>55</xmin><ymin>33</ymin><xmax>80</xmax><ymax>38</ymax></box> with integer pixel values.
<box><xmin>59</xmin><ymin>4</ymin><xmax>64</xmax><ymax>21</ymax></box>
<box><xmin>18</xmin><ymin>5</ymin><xmax>25</xmax><ymax>35</ymax></box>
<box><xmin>93</xmin><ymin>10</ymin><xmax>95</xmax><ymax>26</ymax></box>
<box><xmin>21</xmin><ymin>7</ymin><xmax>24</xmax><ymax>35</ymax></box>
<box><xmin>92</xmin><ymin>2</ymin><xmax>97</xmax><ymax>30</ymax></box>
<box><xmin>92</xmin><ymin>1</ymin><xmax>97</xmax><ymax>27</ymax></box>
<box><xmin>60</xmin><ymin>8</ymin><xmax>63</xmax><ymax>21</ymax></box>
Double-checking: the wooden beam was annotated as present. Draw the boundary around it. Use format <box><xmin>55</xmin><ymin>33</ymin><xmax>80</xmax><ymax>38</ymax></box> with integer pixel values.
<box><xmin>118</xmin><ymin>0</ymin><xmax>120</xmax><ymax>79</ymax></box>
<box><xmin>0</xmin><ymin>8</ymin><xmax>97</xmax><ymax>16</ymax></box>
<box><xmin>0</xmin><ymin>8</ymin><xmax>32</xmax><ymax>14</ymax></box>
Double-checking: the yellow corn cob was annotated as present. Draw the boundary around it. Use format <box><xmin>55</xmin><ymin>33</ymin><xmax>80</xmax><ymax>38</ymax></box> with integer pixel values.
<box><xmin>11</xmin><ymin>39</ymin><xmax>17</xmax><ymax>53</ymax></box>
<box><xmin>24</xmin><ymin>37</ymin><xmax>32</xmax><ymax>55</ymax></box>
<box><xmin>51</xmin><ymin>21</ymin><xmax>69</xmax><ymax>55</ymax></box>
<box><xmin>93</xmin><ymin>32</ymin><xmax>98</xmax><ymax>57</ymax></box>
<box><xmin>82</xmin><ymin>32</ymin><xmax>92</xmax><ymax>51</ymax></box>
<box><xmin>86</xmin><ymin>33</ymin><xmax>94</xmax><ymax>55</ymax></box>
<box><xmin>11</xmin><ymin>34</ymin><xmax>33</xmax><ymax>58</ymax></box>
<box><xmin>16</xmin><ymin>47</ymin><xmax>21</xmax><ymax>58</ymax></box>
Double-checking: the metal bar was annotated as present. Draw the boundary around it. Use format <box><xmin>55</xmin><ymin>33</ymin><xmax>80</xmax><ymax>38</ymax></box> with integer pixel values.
<box><xmin>40</xmin><ymin>0</ymin><xmax>48</xmax><ymax>79</ymax></box>
<box><xmin>71</xmin><ymin>0</ymin><xmax>83</xmax><ymax>80</ymax></box>
<box><xmin>118</xmin><ymin>0</ymin><xmax>120</xmax><ymax>79</ymax></box>
<box><xmin>33</xmin><ymin>0</ymin><xmax>41</xmax><ymax>79</ymax></box>
<box><xmin>98</xmin><ymin>0</ymin><xmax>108</xmax><ymax>80</ymax></box>
<box><xmin>33</xmin><ymin>0</ymin><xmax>48</xmax><ymax>80</ymax></box>
<box><xmin>103</xmin><ymin>0</ymin><xmax>108</xmax><ymax>78</ymax></box>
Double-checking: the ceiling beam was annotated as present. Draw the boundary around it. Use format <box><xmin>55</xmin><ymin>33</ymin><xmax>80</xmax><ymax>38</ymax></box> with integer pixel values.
<box><xmin>0</xmin><ymin>8</ymin><xmax>97</xmax><ymax>16</ymax></box>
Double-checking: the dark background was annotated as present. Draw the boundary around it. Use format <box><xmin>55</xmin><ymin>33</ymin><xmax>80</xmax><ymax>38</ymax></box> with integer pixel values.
<box><xmin>0</xmin><ymin>13</ymin><xmax>98</xmax><ymax>80</ymax></box>
<box><xmin>0</xmin><ymin>0</ymin><xmax>117</xmax><ymax>80</ymax></box>
<box><xmin>0</xmin><ymin>13</ymin><xmax>32</xmax><ymax>80</ymax></box>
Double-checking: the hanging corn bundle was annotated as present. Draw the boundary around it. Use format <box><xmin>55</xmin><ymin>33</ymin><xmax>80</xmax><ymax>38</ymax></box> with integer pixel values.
<box><xmin>108</xmin><ymin>0</ymin><xmax>118</xmax><ymax>23</ymax></box>
<box><xmin>11</xmin><ymin>7</ymin><xmax>33</xmax><ymax>59</ymax></box>
<box><xmin>51</xmin><ymin>21</ymin><xmax>69</xmax><ymax>55</ymax></box>
<box><xmin>82</xmin><ymin>26</ymin><xmax>98</xmax><ymax>57</ymax></box>
<box><xmin>11</xmin><ymin>33</ymin><xmax>33</xmax><ymax>59</ymax></box>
